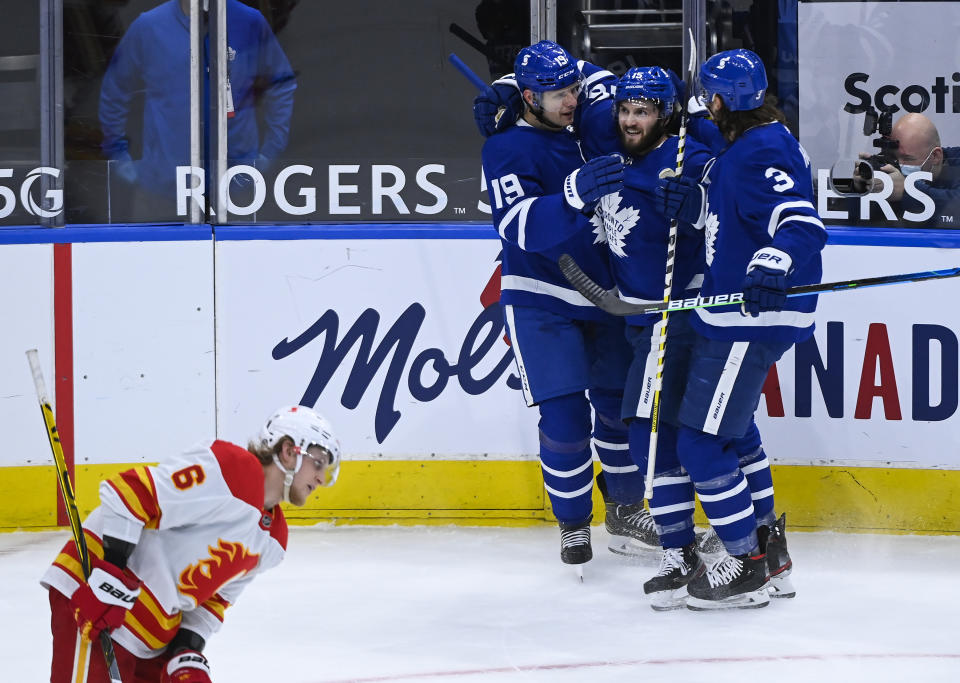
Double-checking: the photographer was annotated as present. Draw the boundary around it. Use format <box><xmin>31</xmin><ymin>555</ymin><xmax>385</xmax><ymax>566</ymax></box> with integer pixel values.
<box><xmin>856</xmin><ymin>113</ymin><xmax>960</xmax><ymax>227</ymax></box>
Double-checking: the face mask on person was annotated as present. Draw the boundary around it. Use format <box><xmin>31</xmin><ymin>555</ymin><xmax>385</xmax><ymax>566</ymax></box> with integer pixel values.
<box><xmin>900</xmin><ymin>147</ymin><xmax>935</xmax><ymax>176</ymax></box>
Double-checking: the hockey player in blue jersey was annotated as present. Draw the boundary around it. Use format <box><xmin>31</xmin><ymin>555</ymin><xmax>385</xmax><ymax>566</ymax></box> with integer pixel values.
<box><xmin>656</xmin><ymin>49</ymin><xmax>827</xmax><ymax>609</ymax></box>
<box><xmin>577</xmin><ymin>66</ymin><xmax>715</xmax><ymax>608</ymax></box>
<box><xmin>481</xmin><ymin>40</ymin><xmax>653</xmax><ymax>574</ymax></box>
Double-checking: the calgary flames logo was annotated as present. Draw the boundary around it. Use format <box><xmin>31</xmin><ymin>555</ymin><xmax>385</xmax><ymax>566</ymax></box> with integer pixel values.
<box><xmin>178</xmin><ymin>539</ymin><xmax>260</xmax><ymax>606</ymax></box>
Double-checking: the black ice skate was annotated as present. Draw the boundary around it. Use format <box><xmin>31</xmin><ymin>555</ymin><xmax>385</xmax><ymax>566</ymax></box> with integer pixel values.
<box><xmin>597</xmin><ymin>475</ymin><xmax>659</xmax><ymax>556</ymax></box>
<box><xmin>686</xmin><ymin>551</ymin><xmax>770</xmax><ymax>610</ymax></box>
<box><xmin>643</xmin><ymin>542</ymin><xmax>705</xmax><ymax>611</ymax></box>
<box><xmin>695</xmin><ymin>525</ymin><xmax>726</xmax><ymax>558</ymax></box>
<box><xmin>559</xmin><ymin>516</ymin><xmax>592</xmax><ymax>581</ymax></box>
<box><xmin>758</xmin><ymin>512</ymin><xmax>795</xmax><ymax>598</ymax></box>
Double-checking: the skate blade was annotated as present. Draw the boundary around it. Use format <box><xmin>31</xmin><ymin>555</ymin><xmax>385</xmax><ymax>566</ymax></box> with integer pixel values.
<box><xmin>648</xmin><ymin>587</ymin><xmax>688</xmax><ymax>611</ymax></box>
<box><xmin>768</xmin><ymin>573</ymin><xmax>796</xmax><ymax>599</ymax></box>
<box><xmin>607</xmin><ymin>535</ymin><xmax>659</xmax><ymax>558</ymax></box>
<box><xmin>686</xmin><ymin>588</ymin><xmax>770</xmax><ymax>611</ymax></box>
<box><xmin>572</xmin><ymin>564</ymin><xmax>585</xmax><ymax>582</ymax></box>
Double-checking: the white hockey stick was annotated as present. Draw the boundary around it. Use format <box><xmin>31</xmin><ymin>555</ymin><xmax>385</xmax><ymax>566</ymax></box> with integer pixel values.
<box><xmin>642</xmin><ymin>28</ymin><xmax>698</xmax><ymax>501</ymax></box>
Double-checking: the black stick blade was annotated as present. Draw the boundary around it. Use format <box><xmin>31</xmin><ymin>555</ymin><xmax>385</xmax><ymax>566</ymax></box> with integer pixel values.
<box><xmin>558</xmin><ymin>254</ymin><xmax>644</xmax><ymax>316</ymax></box>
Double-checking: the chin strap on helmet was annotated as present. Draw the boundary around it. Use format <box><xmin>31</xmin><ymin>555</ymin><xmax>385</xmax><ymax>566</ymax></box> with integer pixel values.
<box><xmin>272</xmin><ymin>450</ymin><xmax>304</xmax><ymax>504</ymax></box>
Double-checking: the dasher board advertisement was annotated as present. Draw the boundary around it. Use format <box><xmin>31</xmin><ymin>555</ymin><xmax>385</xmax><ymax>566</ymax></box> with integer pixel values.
<box><xmin>213</xmin><ymin>235</ymin><xmax>960</xmax><ymax>469</ymax></box>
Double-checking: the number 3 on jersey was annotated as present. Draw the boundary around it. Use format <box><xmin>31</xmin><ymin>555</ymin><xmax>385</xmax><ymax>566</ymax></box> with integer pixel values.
<box><xmin>765</xmin><ymin>167</ymin><xmax>795</xmax><ymax>192</ymax></box>
<box><xmin>489</xmin><ymin>173</ymin><xmax>525</xmax><ymax>209</ymax></box>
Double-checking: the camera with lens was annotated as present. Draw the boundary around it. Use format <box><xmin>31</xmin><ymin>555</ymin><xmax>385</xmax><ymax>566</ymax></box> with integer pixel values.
<box><xmin>844</xmin><ymin>103</ymin><xmax>900</xmax><ymax>181</ymax></box>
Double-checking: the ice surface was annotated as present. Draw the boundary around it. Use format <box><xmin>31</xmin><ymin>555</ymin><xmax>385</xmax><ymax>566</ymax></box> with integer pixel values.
<box><xmin>3</xmin><ymin>526</ymin><xmax>958</xmax><ymax>682</ymax></box>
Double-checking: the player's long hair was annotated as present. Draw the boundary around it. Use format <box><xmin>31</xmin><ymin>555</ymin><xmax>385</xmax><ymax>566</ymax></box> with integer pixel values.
<box><xmin>247</xmin><ymin>436</ymin><xmax>292</xmax><ymax>465</ymax></box>
<box><xmin>714</xmin><ymin>94</ymin><xmax>787</xmax><ymax>142</ymax></box>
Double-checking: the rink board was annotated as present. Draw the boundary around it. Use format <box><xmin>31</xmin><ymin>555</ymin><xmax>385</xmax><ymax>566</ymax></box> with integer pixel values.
<box><xmin>1</xmin><ymin>226</ymin><xmax>959</xmax><ymax>533</ymax></box>
<box><xmin>3</xmin><ymin>461</ymin><xmax>959</xmax><ymax>534</ymax></box>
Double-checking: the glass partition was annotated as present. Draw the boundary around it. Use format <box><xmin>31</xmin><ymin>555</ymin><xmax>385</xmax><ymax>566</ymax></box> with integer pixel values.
<box><xmin>798</xmin><ymin>0</ymin><xmax>960</xmax><ymax>230</ymax></box>
<box><xmin>8</xmin><ymin>0</ymin><xmax>955</xmax><ymax>230</ymax></box>
<box><xmin>58</xmin><ymin>0</ymin><xmax>528</xmax><ymax>225</ymax></box>
<box><xmin>0</xmin><ymin>2</ymin><xmax>44</xmax><ymax>225</ymax></box>
<box><xmin>219</xmin><ymin>0</ymin><xmax>525</xmax><ymax>223</ymax></box>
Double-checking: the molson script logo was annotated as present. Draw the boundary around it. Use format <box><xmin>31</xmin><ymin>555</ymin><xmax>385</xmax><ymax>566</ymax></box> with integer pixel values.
<box><xmin>272</xmin><ymin>303</ymin><xmax>520</xmax><ymax>444</ymax></box>
<box><xmin>274</xmin><ymin>307</ymin><xmax>960</xmax><ymax>443</ymax></box>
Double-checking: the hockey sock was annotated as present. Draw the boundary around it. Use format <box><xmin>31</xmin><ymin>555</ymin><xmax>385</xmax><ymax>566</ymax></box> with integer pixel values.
<box><xmin>538</xmin><ymin>394</ymin><xmax>594</xmax><ymax>525</ymax></box>
<box><xmin>678</xmin><ymin>427</ymin><xmax>757</xmax><ymax>555</ymax></box>
<box><xmin>695</xmin><ymin>469</ymin><xmax>758</xmax><ymax>556</ymax></box>
<box><xmin>648</xmin><ymin>463</ymin><xmax>697</xmax><ymax>548</ymax></box>
<box><xmin>735</xmin><ymin>422</ymin><xmax>775</xmax><ymax>527</ymax></box>
<box><xmin>593</xmin><ymin>408</ymin><xmax>643</xmax><ymax>505</ymax></box>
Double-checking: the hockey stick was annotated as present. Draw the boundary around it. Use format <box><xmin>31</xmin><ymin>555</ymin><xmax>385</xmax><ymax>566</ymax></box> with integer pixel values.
<box><xmin>559</xmin><ymin>254</ymin><xmax>960</xmax><ymax>317</ymax></box>
<box><xmin>449</xmin><ymin>23</ymin><xmax>491</xmax><ymax>59</ymax></box>
<box><xmin>25</xmin><ymin>349</ymin><xmax>124</xmax><ymax>683</ymax></box>
<box><xmin>448</xmin><ymin>52</ymin><xmax>488</xmax><ymax>92</ymax></box>
<box><xmin>641</xmin><ymin>28</ymin><xmax>698</xmax><ymax>501</ymax></box>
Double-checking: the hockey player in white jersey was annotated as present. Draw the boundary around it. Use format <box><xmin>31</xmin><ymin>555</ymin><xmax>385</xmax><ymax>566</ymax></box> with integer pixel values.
<box><xmin>656</xmin><ymin>49</ymin><xmax>827</xmax><ymax>609</ymax></box>
<box><xmin>42</xmin><ymin>405</ymin><xmax>340</xmax><ymax>682</ymax></box>
<box><xmin>480</xmin><ymin>40</ymin><xmax>663</xmax><ymax>575</ymax></box>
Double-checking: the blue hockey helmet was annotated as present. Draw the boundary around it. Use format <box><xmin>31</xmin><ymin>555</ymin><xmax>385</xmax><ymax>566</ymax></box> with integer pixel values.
<box><xmin>615</xmin><ymin>67</ymin><xmax>679</xmax><ymax>120</ymax></box>
<box><xmin>514</xmin><ymin>40</ymin><xmax>580</xmax><ymax>94</ymax></box>
<box><xmin>699</xmin><ymin>49</ymin><xmax>767</xmax><ymax>111</ymax></box>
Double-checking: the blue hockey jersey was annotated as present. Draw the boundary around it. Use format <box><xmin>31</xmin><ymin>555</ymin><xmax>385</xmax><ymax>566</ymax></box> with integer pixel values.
<box><xmin>481</xmin><ymin>120</ymin><xmax>616</xmax><ymax>321</ymax></box>
<box><xmin>695</xmin><ymin>122</ymin><xmax>827</xmax><ymax>342</ymax></box>
<box><xmin>579</xmin><ymin>99</ymin><xmax>711</xmax><ymax>326</ymax></box>
<box><xmin>100</xmin><ymin>0</ymin><xmax>296</xmax><ymax>194</ymax></box>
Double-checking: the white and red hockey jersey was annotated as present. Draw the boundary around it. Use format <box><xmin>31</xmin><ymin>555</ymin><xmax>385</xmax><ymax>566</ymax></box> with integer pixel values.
<box><xmin>41</xmin><ymin>440</ymin><xmax>288</xmax><ymax>659</ymax></box>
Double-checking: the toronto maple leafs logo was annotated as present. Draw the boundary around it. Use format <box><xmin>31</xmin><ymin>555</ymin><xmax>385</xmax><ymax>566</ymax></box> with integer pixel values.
<box><xmin>704</xmin><ymin>210</ymin><xmax>719</xmax><ymax>266</ymax></box>
<box><xmin>589</xmin><ymin>192</ymin><xmax>640</xmax><ymax>258</ymax></box>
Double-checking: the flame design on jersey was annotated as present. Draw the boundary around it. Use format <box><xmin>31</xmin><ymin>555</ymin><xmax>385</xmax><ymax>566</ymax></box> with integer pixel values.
<box><xmin>177</xmin><ymin>539</ymin><xmax>260</xmax><ymax>606</ymax></box>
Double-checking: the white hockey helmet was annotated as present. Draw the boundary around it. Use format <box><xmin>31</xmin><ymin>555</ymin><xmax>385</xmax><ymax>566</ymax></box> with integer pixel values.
<box><xmin>259</xmin><ymin>405</ymin><xmax>341</xmax><ymax>501</ymax></box>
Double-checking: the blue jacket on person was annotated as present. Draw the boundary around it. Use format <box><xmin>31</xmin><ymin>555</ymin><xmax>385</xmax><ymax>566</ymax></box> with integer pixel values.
<box><xmin>100</xmin><ymin>0</ymin><xmax>296</xmax><ymax>195</ymax></box>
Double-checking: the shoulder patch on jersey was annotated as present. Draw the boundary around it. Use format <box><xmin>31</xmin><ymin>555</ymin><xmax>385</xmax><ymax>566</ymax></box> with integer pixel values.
<box><xmin>210</xmin><ymin>441</ymin><xmax>265</xmax><ymax>511</ymax></box>
<box><xmin>265</xmin><ymin>505</ymin><xmax>289</xmax><ymax>550</ymax></box>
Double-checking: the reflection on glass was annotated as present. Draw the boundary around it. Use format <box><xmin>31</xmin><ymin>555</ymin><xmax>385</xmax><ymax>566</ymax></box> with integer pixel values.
<box><xmin>0</xmin><ymin>2</ymin><xmax>43</xmax><ymax>226</ymax></box>
<box><xmin>94</xmin><ymin>0</ymin><xmax>295</xmax><ymax>222</ymax></box>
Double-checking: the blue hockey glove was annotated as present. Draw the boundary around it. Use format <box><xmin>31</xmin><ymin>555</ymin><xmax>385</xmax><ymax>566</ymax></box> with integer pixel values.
<box><xmin>473</xmin><ymin>81</ymin><xmax>523</xmax><ymax>137</ymax></box>
<box><xmin>563</xmin><ymin>154</ymin><xmax>625</xmax><ymax>213</ymax></box>
<box><xmin>112</xmin><ymin>151</ymin><xmax>137</xmax><ymax>185</ymax></box>
<box><xmin>655</xmin><ymin>175</ymin><xmax>706</xmax><ymax>227</ymax></box>
<box><xmin>666</xmin><ymin>68</ymin><xmax>686</xmax><ymax>103</ymax></box>
<box><xmin>740</xmin><ymin>247</ymin><xmax>793</xmax><ymax>317</ymax></box>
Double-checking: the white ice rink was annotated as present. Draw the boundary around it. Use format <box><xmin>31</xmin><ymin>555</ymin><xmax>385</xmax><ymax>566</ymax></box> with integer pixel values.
<box><xmin>2</xmin><ymin>525</ymin><xmax>958</xmax><ymax>682</ymax></box>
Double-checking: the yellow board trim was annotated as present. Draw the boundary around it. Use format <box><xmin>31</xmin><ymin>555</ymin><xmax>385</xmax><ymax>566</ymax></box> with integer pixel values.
<box><xmin>2</xmin><ymin>461</ymin><xmax>958</xmax><ymax>533</ymax></box>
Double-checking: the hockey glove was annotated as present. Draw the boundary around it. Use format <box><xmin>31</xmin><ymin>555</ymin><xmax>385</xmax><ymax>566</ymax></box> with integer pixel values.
<box><xmin>69</xmin><ymin>556</ymin><xmax>140</xmax><ymax>640</ymax></box>
<box><xmin>473</xmin><ymin>82</ymin><xmax>523</xmax><ymax>137</ymax></box>
<box><xmin>162</xmin><ymin>650</ymin><xmax>212</xmax><ymax>683</ymax></box>
<box><xmin>655</xmin><ymin>176</ymin><xmax>706</xmax><ymax>227</ymax></box>
<box><xmin>564</xmin><ymin>154</ymin><xmax>625</xmax><ymax>213</ymax></box>
<box><xmin>666</xmin><ymin>68</ymin><xmax>686</xmax><ymax>103</ymax></box>
<box><xmin>112</xmin><ymin>151</ymin><xmax>137</xmax><ymax>185</ymax></box>
<box><xmin>740</xmin><ymin>247</ymin><xmax>793</xmax><ymax>317</ymax></box>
